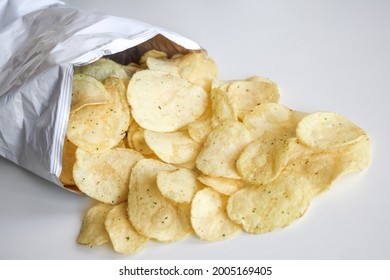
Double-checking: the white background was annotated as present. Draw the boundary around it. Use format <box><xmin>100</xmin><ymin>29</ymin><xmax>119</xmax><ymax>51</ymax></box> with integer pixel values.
<box><xmin>1</xmin><ymin>0</ymin><xmax>390</xmax><ymax>260</ymax></box>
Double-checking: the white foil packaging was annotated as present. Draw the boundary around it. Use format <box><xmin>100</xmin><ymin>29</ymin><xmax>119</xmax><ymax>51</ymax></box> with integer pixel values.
<box><xmin>0</xmin><ymin>0</ymin><xmax>201</xmax><ymax>187</ymax></box>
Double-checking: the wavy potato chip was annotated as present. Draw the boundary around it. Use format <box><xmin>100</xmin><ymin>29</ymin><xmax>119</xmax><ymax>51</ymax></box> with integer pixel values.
<box><xmin>286</xmin><ymin>136</ymin><xmax>371</xmax><ymax>195</ymax></box>
<box><xmin>71</xmin><ymin>74</ymin><xmax>110</xmax><ymax>113</ymax></box>
<box><xmin>227</xmin><ymin>172</ymin><xmax>313</xmax><ymax>234</ymax></box>
<box><xmin>139</xmin><ymin>50</ymin><xmax>168</xmax><ymax>64</ymax></box>
<box><xmin>132</xmin><ymin>128</ymin><xmax>154</xmax><ymax>156</ymax></box>
<box><xmin>157</xmin><ymin>168</ymin><xmax>202</xmax><ymax>203</ymax></box>
<box><xmin>73</xmin><ymin>148</ymin><xmax>144</xmax><ymax>204</ymax></box>
<box><xmin>104</xmin><ymin>203</ymin><xmax>148</xmax><ymax>255</ymax></box>
<box><xmin>145</xmin><ymin>56</ymin><xmax>181</xmax><ymax>75</ymax></box>
<box><xmin>144</xmin><ymin>130</ymin><xmax>201</xmax><ymax>164</ymax></box>
<box><xmin>191</xmin><ymin>188</ymin><xmax>241</xmax><ymax>241</ymax></box>
<box><xmin>177</xmin><ymin>52</ymin><xmax>218</xmax><ymax>92</ymax></box>
<box><xmin>127</xmin><ymin>70</ymin><xmax>208</xmax><ymax>132</ymax></box>
<box><xmin>215</xmin><ymin>77</ymin><xmax>280</xmax><ymax>120</ymax></box>
<box><xmin>77</xmin><ymin>203</ymin><xmax>113</xmax><ymax>247</ymax></box>
<box><xmin>196</xmin><ymin>121</ymin><xmax>253</xmax><ymax>179</ymax></box>
<box><xmin>75</xmin><ymin>58</ymin><xmax>129</xmax><ymax>85</ymax></box>
<box><xmin>67</xmin><ymin>77</ymin><xmax>130</xmax><ymax>154</ymax></box>
<box><xmin>237</xmin><ymin>136</ymin><xmax>308</xmax><ymax>185</ymax></box>
<box><xmin>59</xmin><ymin>138</ymin><xmax>77</xmax><ymax>185</ymax></box>
<box><xmin>197</xmin><ymin>175</ymin><xmax>244</xmax><ymax>196</ymax></box>
<box><xmin>210</xmin><ymin>88</ymin><xmax>237</xmax><ymax>126</ymax></box>
<box><xmin>296</xmin><ymin>112</ymin><xmax>367</xmax><ymax>149</ymax></box>
<box><xmin>128</xmin><ymin>159</ymin><xmax>192</xmax><ymax>242</ymax></box>
<box><xmin>243</xmin><ymin>103</ymin><xmax>306</xmax><ymax>139</ymax></box>
<box><xmin>187</xmin><ymin>109</ymin><xmax>212</xmax><ymax>144</ymax></box>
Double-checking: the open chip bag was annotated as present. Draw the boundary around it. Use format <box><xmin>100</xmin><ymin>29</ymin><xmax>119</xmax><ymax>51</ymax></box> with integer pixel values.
<box><xmin>0</xmin><ymin>0</ymin><xmax>201</xmax><ymax>187</ymax></box>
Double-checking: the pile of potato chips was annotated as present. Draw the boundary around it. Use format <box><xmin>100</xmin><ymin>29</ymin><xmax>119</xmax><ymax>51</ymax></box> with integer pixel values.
<box><xmin>61</xmin><ymin>49</ymin><xmax>371</xmax><ymax>254</ymax></box>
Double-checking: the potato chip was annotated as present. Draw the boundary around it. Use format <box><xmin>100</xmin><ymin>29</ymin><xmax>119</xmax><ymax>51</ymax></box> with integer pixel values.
<box><xmin>127</xmin><ymin>70</ymin><xmax>208</xmax><ymax>132</ymax></box>
<box><xmin>237</xmin><ymin>136</ymin><xmax>308</xmax><ymax>185</ymax></box>
<box><xmin>114</xmin><ymin>139</ymin><xmax>126</xmax><ymax>148</ymax></box>
<box><xmin>59</xmin><ymin>138</ymin><xmax>77</xmax><ymax>185</ymax></box>
<box><xmin>139</xmin><ymin>50</ymin><xmax>168</xmax><ymax>64</ymax></box>
<box><xmin>73</xmin><ymin>148</ymin><xmax>144</xmax><ymax>204</ymax></box>
<box><xmin>296</xmin><ymin>112</ymin><xmax>367</xmax><ymax>149</ymax></box>
<box><xmin>337</xmin><ymin>135</ymin><xmax>371</xmax><ymax>173</ymax></box>
<box><xmin>77</xmin><ymin>203</ymin><xmax>113</xmax><ymax>247</ymax></box>
<box><xmin>210</xmin><ymin>88</ymin><xmax>237</xmax><ymax>126</ymax></box>
<box><xmin>197</xmin><ymin>175</ymin><xmax>244</xmax><ymax>196</ymax></box>
<box><xmin>227</xmin><ymin>172</ymin><xmax>312</xmax><ymax>234</ymax></box>
<box><xmin>146</xmin><ymin>52</ymin><xmax>217</xmax><ymax>92</ymax></box>
<box><xmin>187</xmin><ymin>109</ymin><xmax>212</xmax><ymax>144</ymax></box>
<box><xmin>144</xmin><ymin>130</ymin><xmax>201</xmax><ymax>164</ymax></box>
<box><xmin>128</xmin><ymin>159</ymin><xmax>192</xmax><ymax>241</ymax></box>
<box><xmin>66</xmin><ymin>77</ymin><xmax>130</xmax><ymax>154</ymax></box>
<box><xmin>177</xmin><ymin>52</ymin><xmax>218</xmax><ymax>92</ymax></box>
<box><xmin>196</xmin><ymin>121</ymin><xmax>253</xmax><ymax>179</ymax></box>
<box><xmin>286</xmin><ymin>136</ymin><xmax>371</xmax><ymax>195</ymax></box>
<box><xmin>145</xmin><ymin>56</ymin><xmax>181</xmax><ymax>75</ymax></box>
<box><xmin>243</xmin><ymin>103</ymin><xmax>306</xmax><ymax>139</ymax></box>
<box><xmin>126</xmin><ymin>120</ymin><xmax>139</xmax><ymax>149</ymax></box>
<box><xmin>104</xmin><ymin>202</ymin><xmax>148</xmax><ymax>255</ymax></box>
<box><xmin>157</xmin><ymin>168</ymin><xmax>202</xmax><ymax>203</ymax></box>
<box><xmin>216</xmin><ymin>77</ymin><xmax>280</xmax><ymax>120</ymax></box>
<box><xmin>132</xmin><ymin>128</ymin><xmax>154</xmax><ymax>156</ymax></box>
<box><xmin>75</xmin><ymin>58</ymin><xmax>129</xmax><ymax>86</ymax></box>
<box><xmin>121</xmin><ymin>64</ymin><xmax>140</xmax><ymax>80</ymax></box>
<box><xmin>191</xmin><ymin>188</ymin><xmax>241</xmax><ymax>241</ymax></box>
<box><xmin>71</xmin><ymin>74</ymin><xmax>110</xmax><ymax>113</ymax></box>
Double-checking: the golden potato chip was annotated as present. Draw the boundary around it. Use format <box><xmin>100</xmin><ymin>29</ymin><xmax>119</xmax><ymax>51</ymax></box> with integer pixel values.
<box><xmin>139</xmin><ymin>50</ymin><xmax>168</xmax><ymax>64</ymax></box>
<box><xmin>146</xmin><ymin>51</ymin><xmax>218</xmax><ymax>92</ymax></box>
<box><xmin>227</xmin><ymin>172</ymin><xmax>312</xmax><ymax>234</ymax></box>
<box><xmin>75</xmin><ymin>57</ymin><xmax>129</xmax><ymax>86</ymax></box>
<box><xmin>173</xmin><ymin>160</ymin><xmax>197</xmax><ymax>170</ymax></box>
<box><xmin>191</xmin><ymin>188</ymin><xmax>241</xmax><ymax>241</ymax></box>
<box><xmin>73</xmin><ymin>148</ymin><xmax>144</xmax><ymax>204</ymax></box>
<box><xmin>59</xmin><ymin>138</ymin><xmax>77</xmax><ymax>185</ymax></box>
<box><xmin>144</xmin><ymin>130</ymin><xmax>201</xmax><ymax>164</ymax></box>
<box><xmin>126</xmin><ymin>120</ymin><xmax>139</xmax><ymax>149</ymax></box>
<box><xmin>210</xmin><ymin>88</ymin><xmax>237</xmax><ymax>126</ymax></box>
<box><xmin>197</xmin><ymin>175</ymin><xmax>244</xmax><ymax>196</ymax></box>
<box><xmin>237</xmin><ymin>136</ymin><xmax>308</xmax><ymax>185</ymax></box>
<box><xmin>121</xmin><ymin>64</ymin><xmax>140</xmax><ymax>80</ymax></box>
<box><xmin>157</xmin><ymin>168</ymin><xmax>202</xmax><ymax>203</ymax></box>
<box><xmin>114</xmin><ymin>139</ymin><xmax>126</xmax><ymax>148</ymax></box>
<box><xmin>104</xmin><ymin>202</ymin><xmax>148</xmax><ymax>255</ymax></box>
<box><xmin>127</xmin><ymin>70</ymin><xmax>208</xmax><ymax>132</ymax></box>
<box><xmin>285</xmin><ymin>152</ymin><xmax>342</xmax><ymax>195</ymax></box>
<box><xmin>296</xmin><ymin>112</ymin><xmax>367</xmax><ymax>149</ymax></box>
<box><xmin>128</xmin><ymin>159</ymin><xmax>192</xmax><ymax>241</ymax></box>
<box><xmin>71</xmin><ymin>74</ymin><xmax>110</xmax><ymax>113</ymax></box>
<box><xmin>177</xmin><ymin>52</ymin><xmax>218</xmax><ymax>92</ymax></box>
<box><xmin>132</xmin><ymin>128</ymin><xmax>154</xmax><ymax>156</ymax></box>
<box><xmin>286</xmin><ymin>136</ymin><xmax>371</xmax><ymax>195</ymax></box>
<box><xmin>217</xmin><ymin>77</ymin><xmax>280</xmax><ymax>120</ymax></box>
<box><xmin>337</xmin><ymin>135</ymin><xmax>371</xmax><ymax>173</ymax></box>
<box><xmin>145</xmin><ymin>56</ymin><xmax>181</xmax><ymax>75</ymax></box>
<box><xmin>77</xmin><ymin>203</ymin><xmax>113</xmax><ymax>247</ymax></box>
<box><xmin>196</xmin><ymin>121</ymin><xmax>253</xmax><ymax>179</ymax></box>
<box><xmin>187</xmin><ymin>109</ymin><xmax>212</xmax><ymax>144</ymax></box>
<box><xmin>66</xmin><ymin>77</ymin><xmax>130</xmax><ymax>154</ymax></box>
<box><xmin>243</xmin><ymin>103</ymin><xmax>306</xmax><ymax>139</ymax></box>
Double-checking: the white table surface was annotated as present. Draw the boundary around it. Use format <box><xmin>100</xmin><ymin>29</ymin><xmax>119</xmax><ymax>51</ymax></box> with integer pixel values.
<box><xmin>1</xmin><ymin>0</ymin><xmax>390</xmax><ymax>260</ymax></box>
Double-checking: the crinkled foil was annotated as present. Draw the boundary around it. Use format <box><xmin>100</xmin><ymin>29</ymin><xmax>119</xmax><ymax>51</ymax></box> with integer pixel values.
<box><xmin>0</xmin><ymin>0</ymin><xmax>201</xmax><ymax>187</ymax></box>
